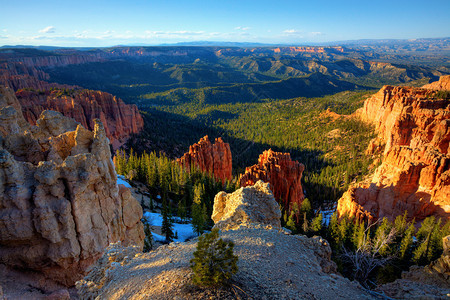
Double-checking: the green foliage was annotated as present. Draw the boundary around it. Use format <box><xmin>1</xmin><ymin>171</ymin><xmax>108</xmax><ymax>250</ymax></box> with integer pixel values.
<box><xmin>190</xmin><ymin>228</ymin><xmax>238</xmax><ymax>287</ymax></box>
<box><xmin>142</xmin><ymin>218</ymin><xmax>154</xmax><ymax>252</ymax></box>
<box><xmin>161</xmin><ymin>198</ymin><xmax>174</xmax><ymax>243</ymax></box>
<box><xmin>310</xmin><ymin>213</ymin><xmax>323</xmax><ymax>235</ymax></box>
<box><xmin>192</xmin><ymin>183</ymin><xmax>208</xmax><ymax>236</ymax></box>
<box><xmin>324</xmin><ymin>214</ymin><xmax>449</xmax><ymax>286</ymax></box>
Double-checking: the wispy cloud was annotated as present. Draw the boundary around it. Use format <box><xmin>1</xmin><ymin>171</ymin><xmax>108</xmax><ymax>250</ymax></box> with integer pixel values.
<box><xmin>310</xmin><ymin>31</ymin><xmax>324</xmax><ymax>36</ymax></box>
<box><xmin>39</xmin><ymin>26</ymin><xmax>55</xmax><ymax>34</ymax></box>
<box><xmin>235</xmin><ymin>26</ymin><xmax>251</xmax><ymax>31</ymax></box>
<box><xmin>283</xmin><ymin>29</ymin><xmax>298</xmax><ymax>34</ymax></box>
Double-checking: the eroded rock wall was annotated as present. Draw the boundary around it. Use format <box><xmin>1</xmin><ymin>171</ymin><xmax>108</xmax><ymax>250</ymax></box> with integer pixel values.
<box><xmin>177</xmin><ymin>135</ymin><xmax>232</xmax><ymax>183</ymax></box>
<box><xmin>239</xmin><ymin>149</ymin><xmax>305</xmax><ymax>213</ymax></box>
<box><xmin>0</xmin><ymin>86</ymin><xmax>144</xmax><ymax>286</ymax></box>
<box><xmin>337</xmin><ymin>78</ymin><xmax>450</xmax><ymax>222</ymax></box>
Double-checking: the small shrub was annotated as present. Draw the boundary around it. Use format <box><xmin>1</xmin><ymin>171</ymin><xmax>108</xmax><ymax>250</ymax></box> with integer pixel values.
<box><xmin>190</xmin><ymin>228</ymin><xmax>238</xmax><ymax>287</ymax></box>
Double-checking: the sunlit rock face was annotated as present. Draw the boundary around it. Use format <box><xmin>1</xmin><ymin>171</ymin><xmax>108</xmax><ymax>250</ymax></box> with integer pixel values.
<box><xmin>240</xmin><ymin>149</ymin><xmax>305</xmax><ymax>213</ymax></box>
<box><xmin>177</xmin><ymin>135</ymin><xmax>232</xmax><ymax>183</ymax></box>
<box><xmin>0</xmin><ymin>86</ymin><xmax>144</xmax><ymax>286</ymax></box>
<box><xmin>337</xmin><ymin>77</ymin><xmax>450</xmax><ymax>223</ymax></box>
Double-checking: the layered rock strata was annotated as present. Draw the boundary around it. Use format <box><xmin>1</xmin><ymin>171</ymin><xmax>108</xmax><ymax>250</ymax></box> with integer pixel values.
<box><xmin>177</xmin><ymin>135</ymin><xmax>232</xmax><ymax>183</ymax></box>
<box><xmin>337</xmin><ymin>78</ymin><xmax>450</xmax><ymax>222</ymax></box>
<box><xmin>212</xmin><ymin>180</ymin><xmax>282</xmax><ymax>231</ymax></box>
<box><xmin>15</xmin><ymin>88</ymin><xmax>144</xmax><ymax>149</ymax></box>
<box><xmin>0</xmin><ymin>86</ymin><xmax>144</xmax><ymax>286</ymax></box>
<box><xmin>239</xmin><ymin>149</ymin><xmax>305</xmax><ymax>213</ymax></box>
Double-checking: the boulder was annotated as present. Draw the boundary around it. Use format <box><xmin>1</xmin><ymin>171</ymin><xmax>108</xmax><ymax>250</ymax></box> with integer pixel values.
<box><xmin>212</xmin><ymin>180</ymin><xmax>282</xmax><ymax>231</ymax></box>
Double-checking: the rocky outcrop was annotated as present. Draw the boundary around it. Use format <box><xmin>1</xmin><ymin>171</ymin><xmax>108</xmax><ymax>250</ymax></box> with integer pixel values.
<box><xmin>0</xmin><ymin>86</ymin><xmax>144</xmax><ymax>286</ymax></box>
<box><xmin>15</xmin><ymin>88</ymin><xmax>144</xmax><ymax>149</ymax></box>
<box><xmin>422</xmin><ymin>75</ymin><xmax>450</xmax><ymax>91</ymax></box>
<box><xmin>337</xmin><ymin>78</ymin><xmax>450</xmax><ymax>222</ymax></box>
<box><xmin>177</xmin><ymin>135</ymin><xmax>232</xmax><ymax>183</ymax></box>
<box><xmin>75</xmin><ymin>179</ymin><xmax>376</xmax><ymax>299</ymax></box>
<box><xmin>239</xmin><ymin>149</ymin><xmax>305</xmax><ymax>213</ymax></box>
<box><xmin>377</xmin><ymin>235</ymin><xmax>450</xmax><ymax>299</ymax></box>
<box><xmin>212</xmin><ymin>180</ymin><xmax>282</xmax><ymax>231</ymax></box>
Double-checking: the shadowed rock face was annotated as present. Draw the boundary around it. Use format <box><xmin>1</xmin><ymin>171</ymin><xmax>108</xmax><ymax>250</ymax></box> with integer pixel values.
<box><xmin>15</xmin><ymin>88</ymin><xmax>144</xmax><ymax>150</ymax></box>
<box><xmin>0</xmin><ymin>86</ymin><xmax>144</xmax><ymax>286</ymax></box>
<box><xmin>177</xmin><ymin>135</ymin><xmax>232</xmax><ymax>183</ymax></box>
<box><xmin>239</xmin><ymin>149</ymin><xmax>305</xmax><ymax>213</ymax></box>
<box><xmin>337</xmin><ymin>77</ymin><xmax>450</xmax><ymax>223</ymax></box>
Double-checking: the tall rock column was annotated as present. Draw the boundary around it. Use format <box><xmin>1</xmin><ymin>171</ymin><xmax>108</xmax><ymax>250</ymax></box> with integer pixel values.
<box><xmin>0</xmin><ymin>85</ymin><xmax>144</xmax><ymax>286</ymax></box>
<box><xmin>239</xmin><ymin>149</ymin><xmax>305</xmax><ymax>213</ymax></box>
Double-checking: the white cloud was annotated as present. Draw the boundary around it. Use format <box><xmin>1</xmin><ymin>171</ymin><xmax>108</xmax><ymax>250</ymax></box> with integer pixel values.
<box><xmin>283</xmin><ymin>29</ymin><xmax>297</xmax><ymax>34</ymax></box>
<box><xmin>39</xmin><ymin>26</ymin><xmax>55</xmax><ymax>34</ymax></box>
<box><xmin>235</xmin><ymin>26</ymin><xmax>251</xmax><ymax>31</ymax></box>
<box><xmin>310</xmin><ymin>32</ymin><xmax>324</xmax><ymax>36</ymax></box>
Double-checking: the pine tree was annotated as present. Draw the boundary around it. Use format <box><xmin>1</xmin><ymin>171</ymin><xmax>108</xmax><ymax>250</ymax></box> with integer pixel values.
<box><xmin>161</xmin><ymin>197</ymin><xmax>174</xmax><ymax>243</ymax></box>
<box><xmin>142</xmin><ymin>218</ymin><xmax>154</xmax><ymax>252</ymax></box>
<box><xmin>192</xmin><ymin>183</ymin><xmax>207</xmax><ymax>236</ymax></box>
<box><xmin>399</xmin><ymin>223</ymin><xmax>415</xmax><ymax>260</ymax></box>
<box><xmin>190</xmin><ymin>228</ymin><xmax>238</xmax><ymax>287</ymax></box>
<box><xmin>310</xmin><ymin>213</ymin><xmax>323</xmax><ymax>234</ymax></box>
<box><xmin>352</xmin><ymin>220</ymin><xmax>365</xmax><ymax>250</ymax></box>
<box><xmin>286</xmin><ymin>211</ymin><xmax>296</xmax><ymax>233</ymax></box>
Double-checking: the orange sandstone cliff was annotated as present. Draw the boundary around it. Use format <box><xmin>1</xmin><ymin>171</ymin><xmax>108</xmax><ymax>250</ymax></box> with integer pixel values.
<box><xmin>337</xmin><ymin>76</ymin><xmax>450</xmax><ymax>222</ymax></box>
<box><xmin>239</xmin><ymin>149</ymin><xmax>305</xmax><ymax>212</ymax></box>
<box><xmin>177</xmin><ymin>136</ymin><xmax>232</xmax><ymax>183</ymax></box>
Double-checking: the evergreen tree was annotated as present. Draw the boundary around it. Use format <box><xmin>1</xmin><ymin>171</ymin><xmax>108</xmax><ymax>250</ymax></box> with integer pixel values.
<box><xmin>352</xmin><ymin>220</ymin><xmax>365</xmax><ymax>250</ymax></box>
<box><xmin>399</xmin><ymin>223</ymin><xmax>415</xmax><ymax>260</ymax></box>
<box><xmin>142</xmin><ymin>218</ymin><xmax>154</xmax><ymax>252</ymax></box>
<box><xmin>161</xmin><ymin>197</ymin><xmax>174</xmax><ymax>243</ymax></box>
<box><xmin>286</xmin><ymin>211</ymin><xmax>296</xmax><ymax>233</ymax></box>
<box><xmin>310</xmin><ymin>213</ymin><xmax>323</xmax><ymax>235</ymax></box>
<box><xmin>192</xmin><ymin>183</ymin><xmax>208</xmax><ymax>236</ymax></box>
<box><xmin>190</xmin><ymin>228</ymin><xmax>238</xmax><ymax>287</ymax></box>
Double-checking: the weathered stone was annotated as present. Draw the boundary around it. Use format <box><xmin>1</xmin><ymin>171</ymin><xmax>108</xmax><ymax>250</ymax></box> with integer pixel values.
<box><xmin>0</xmin><ymin>87</ymin><xmax>144</xmax><ymax>286</ymax></box>
<box><xmin>337</xmin><ymin>77</ymin><xmax>450</xmax><ymax>222</ymax></box>
<box><xmin>177</xmin><ymin>135</ymin><xmax>232</xmax><ymax>183</ymax></box>
<box><xmin>239</xmin><ymin>149</ymin><xmax>305</xmax><ymax>213</ymax></box>
<box><xmin>212</xmin><ymin>180</ymin><xmax>282</xmax><ymax>231</ymax></box>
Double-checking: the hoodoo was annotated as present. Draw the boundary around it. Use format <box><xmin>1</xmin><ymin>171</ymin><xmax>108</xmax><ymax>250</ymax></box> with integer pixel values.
<box><xmin>0</xmin><ymin>86</ymin><xmax>144</xmax><ymax>286</ymax></box>
<box><xmin>239</xmin><ymin>149</ymin><xmax>305</xmax><ymax>213</ymax></box>
<box><xmin>177</xmin><ymin>135</ymin><xmax>232</xmax><ymax>183</ymax></box>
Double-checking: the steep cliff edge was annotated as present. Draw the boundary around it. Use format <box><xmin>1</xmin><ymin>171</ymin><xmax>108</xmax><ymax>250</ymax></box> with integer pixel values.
<box><xmin>177</xmin><ymin>135</ymin><xmax>232</xmax><ymax>183</ymax></box>
<box><xmin>239</xmin><ymin>149</ymin><xmax>305</xmax><ymax>213</ymax></box>
<box><xmin>16</xmin><ymin>88</ymin><xmax>144</xmax><ymax>149</ymax></box>
<box><xmin>337</xmin><ymin>77</ymin><xmax>450</xmax><ymax>222</ymax></box>
<box><xmin>77</xmin><ymin>181</ymin><xmax>373</xmax><ymax>300</ymax></box>
<box><xmin>0</xmin><ymin>86</ymin><xmax>144</xmax><ymax>286</ymax></box>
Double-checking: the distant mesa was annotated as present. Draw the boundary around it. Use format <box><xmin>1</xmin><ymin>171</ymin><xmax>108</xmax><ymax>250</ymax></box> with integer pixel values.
<box><xmin>177</xmin><ymin>135</ymin><xmax>232</xmax><ymax>183</ymax></box>
<box><xmin>337</xmin><ymin>76</ymin><xmax>450</xmax><ymax>223</ymax></box>
<box><xmin>240</xmin><ymin>149</ymin><xmax>305</xmax><ymax>213</ymax></box>
<box><xmin>0</xmin><ymin>85</ymin><xmax>144</xmax><ymax>286</ymax></box>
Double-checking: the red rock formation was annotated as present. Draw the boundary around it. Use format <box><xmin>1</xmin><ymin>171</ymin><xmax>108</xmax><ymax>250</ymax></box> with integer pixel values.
<box><xmin>177</xmin><ymin>136</ymin><xmax>232</xmax><ymax>183</ymax></box>
<box><xmin>422</xmin><ymin>75</ymin><xmax>450</xmax><ymax>91</ymax></box>
<box><xmin>0</xmin><ymin>86</ymin><xmax>144</xmax><ymax>286</ymax></box>
<box><xmin>337</xmin><ymin>78</ymin><xmax>450</xmax><ymax>223</ymax></box>
<box><xmin>239</xmin><ymin>149</ymin><xmax>305</xmax><ymax>212</ymax></box>
<box><xmin>15</xmin><ymin>88</ymin><xmax>144</xmax><ymax>149</ymax></box>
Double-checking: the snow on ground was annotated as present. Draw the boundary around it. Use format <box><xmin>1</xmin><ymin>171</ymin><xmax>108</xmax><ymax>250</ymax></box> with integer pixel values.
<box><xmin>117</xmin><ymin>175</ymin><xmax>132</xmax><ymax>188</ymax></box>
<box><xmin>320</xmin><ymin>209</ymin><xmax>336</xmax><ymax>226</ymax></box>
<box><xmin>144</xmin><ymin>212</ymin><xmax>196</xmax><ymax>242</ymax></box>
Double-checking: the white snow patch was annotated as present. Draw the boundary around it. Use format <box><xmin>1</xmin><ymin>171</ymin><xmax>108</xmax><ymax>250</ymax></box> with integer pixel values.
<box><xmin>117</xmin><ymin>175</ymin><xmax>131</xmax><ymax>188</ymax></box>
<box><xmin>144</xmin><ymin>211</ymin><xmax>196</xmax><ymax>242</ymax></box>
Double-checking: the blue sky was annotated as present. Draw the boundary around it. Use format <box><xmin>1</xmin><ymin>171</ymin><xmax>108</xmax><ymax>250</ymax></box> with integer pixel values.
<box><xmin>1</xmin><ymin>0</ymin><xmax>449</xmax><ymax>47</ymax></box>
